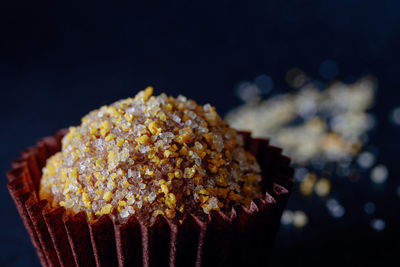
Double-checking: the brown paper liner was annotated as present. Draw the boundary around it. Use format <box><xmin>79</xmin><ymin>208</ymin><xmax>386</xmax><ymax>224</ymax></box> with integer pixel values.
<box><xmin>6</xmin><ymin>130</ymin><xmax>294</xmax><ymax>267</ymax></box>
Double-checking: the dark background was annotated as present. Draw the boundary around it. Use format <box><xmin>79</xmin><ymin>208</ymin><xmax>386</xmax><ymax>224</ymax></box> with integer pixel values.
<box><xmin>1</xmin><ymin>0</ymin><xmax>400</xmax><ymax>266</ymax></box>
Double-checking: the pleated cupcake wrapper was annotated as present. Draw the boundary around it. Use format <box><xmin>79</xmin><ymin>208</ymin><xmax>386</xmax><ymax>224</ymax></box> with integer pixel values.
<box><xmin>6</xmin><ymin>129</ymin><xmax>294</xmax><ymax>267</ymax></box>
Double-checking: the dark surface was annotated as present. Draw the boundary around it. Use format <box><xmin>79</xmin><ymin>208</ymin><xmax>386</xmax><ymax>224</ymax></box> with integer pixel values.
<box><xmin>1</xmin><ymin>1</ymin><xmax>400</xmax><ymax>266</ymax></box>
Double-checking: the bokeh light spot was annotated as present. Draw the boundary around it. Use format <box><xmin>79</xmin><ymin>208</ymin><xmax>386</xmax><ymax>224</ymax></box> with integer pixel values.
<box><xmin>281</xmin><ymin>210</ymin><xmax>294</xmax><ymax>225</ymax></box>
<box><xmin>294</xmin><ymin>168</ymin><xmax>308</xmax><ymax>182</ymax></box>
<box><xmin>370</xmin><ymin>218</ymin><xmax>386</xmax><ymax>231</ymax></box>
<box><xmin>235</xmin><ymin>81</ymin><xmax>261</xmax><ymax>102</ymax></box>
<box><xmin>390</xmin><ymin>106</ymin><xmax>400</xmax><ymax>125</ymax></box>
<box><xmin>370</xmin><ymin>164</ymin><xmax>388</xmax><ymax>184</ymax></box>
<box><xmin>314</xmin><ymin>178</ymin><xmax>331</xmax><ymax>197</ymax></box>
<box><xmin>326</xmin><ymin>199</ymin><xmax>345</xmax><ymax>218</ymax></box>
<box><xmin>357</xmin><ymin>151</ymin><xmax>375</xmax><ymax>169</ymax></box>
<box><xmin>293</xmin><ymin>211</ymin><xmax>308</xmax><ymax>228</ymax></box>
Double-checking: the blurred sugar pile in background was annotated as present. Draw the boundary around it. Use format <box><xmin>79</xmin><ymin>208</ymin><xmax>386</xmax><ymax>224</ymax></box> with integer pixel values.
<box><xmin>226</xmin><ymin>76</ymin><xmax>375</xmax><ymax>164</ymax></box>
<box><xmin>225</xmin><ymin>62</ymin><xmax>398</xmax><ymax>232</ymax></box>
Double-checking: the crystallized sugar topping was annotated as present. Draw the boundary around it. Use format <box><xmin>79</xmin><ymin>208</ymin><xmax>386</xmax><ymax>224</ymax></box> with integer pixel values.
<box><xmin>39</xmin><ymin>87</ymin><xmax>262</xmax><ymax>224</ymax></box>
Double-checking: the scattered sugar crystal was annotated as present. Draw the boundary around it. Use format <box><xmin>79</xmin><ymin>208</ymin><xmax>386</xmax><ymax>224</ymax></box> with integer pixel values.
<box><xmin>225</xmin><ymin>77</ymin><xmax>376</xmax><ymax>165</ymax></box>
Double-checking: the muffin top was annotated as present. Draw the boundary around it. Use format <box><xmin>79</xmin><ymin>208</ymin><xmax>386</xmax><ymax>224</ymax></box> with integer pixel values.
<box><xmin>39</xmin><ymin>87</ymin><xmax>262</xmax><ymax>224</ymax></box>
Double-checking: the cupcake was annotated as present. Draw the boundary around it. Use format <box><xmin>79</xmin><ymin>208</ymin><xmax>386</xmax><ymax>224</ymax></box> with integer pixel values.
<box><xmin>7</xmin><ymin>87</ymin><xmax>293</xmax><ymax>267</ymax></box>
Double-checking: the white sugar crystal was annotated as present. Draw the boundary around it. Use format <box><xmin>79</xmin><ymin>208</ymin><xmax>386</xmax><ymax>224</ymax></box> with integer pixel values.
<box><xmin>187</xmin><ymin>110</ymin><xmax>197</xmax><ymax>119</ymax></box>
<box><xmin>127</xmin><ymin>197</ymin><xmax>135</xmax><ymax>205</ymax></box>
<box><xmin>177</xmin><ymin>95</ymin><xmax>187</xmax><ymax>102</ymax></box>
<box><xmin>120</xmin><ymin>209</ymin><xmax>130</xmax><ymax>218</ymax></box>
<box><xmin>185</xmin><ymin>120</ymin><xmax>192</xmax><ymax>127</ymax></box>
<box><xmin>202</xmin><ymin>206</ymin><xmax>210</xmax><ymax>214</ymax></box>
<box><xmin>194</xmin><ymin>156</ymin><xmax>202</xmax><ymax>166</ymax></box>
<box><xmin>125</xmin><ymin>106</ymin><xmax>136</xmax><ymax>114</ymax></box>
<box><xmin>172</xmin><ymin>114</ymin><xmax>181</xmax><ymax>123</ymax></box>
<box><xmin>212</xmin><ymin>134</ymin><xmax>224</xmax><ymax>152</ymax></box>
<box><xmin>51</xmin><ymin>185</ymin><xmax>58</xmax><ymax>195</ymax></box>
<box><xmin>148</xmin><ymin>192</ymin><xmax>156</xmax><ymax>203</ymax></box>
<box><xmin>120</xmin><ymin>147</ymin><xmax>130</xmax><ymax>162</ymax></box>
<box><xmin>203</xmin><ymin>104</ymin><xmax>212</xmax><ymax>112</ymax></box>
<box><xmin>64</xmin><ymin>156</ymin><xmax>74</xmax><ymax>167</ymax></box>
<box><xmin>107</xmin><ymin>180</ymin><xmax>115</xmax><ymax>190</ymax></box>
<box><xmin>198</xmin><ymin>126</ymin><xmax>208</xmax><ymax>134</ymax></box>
<box><xmin>127</xmin><ymin>206</ymin><xmax>135</xmax><ymax>214</ymax></box>
<box><xmin>209</xmin><ymin>197</ymin><xmax>219</xmax><ymax>209</ymax></box>
<box><xmin>186</xmin><ymin>101</ymin><xmax>196</xmax><ymax>109</ymax></box>
<box><xmin>139</xmin><ymin>145</ymin><xmax>150</xmax><ymax>154</ymax></box>
<box><xmin>115</xmin><ymin>190</ymin><xmax>124</xmax><ymax>200</ymax></box>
